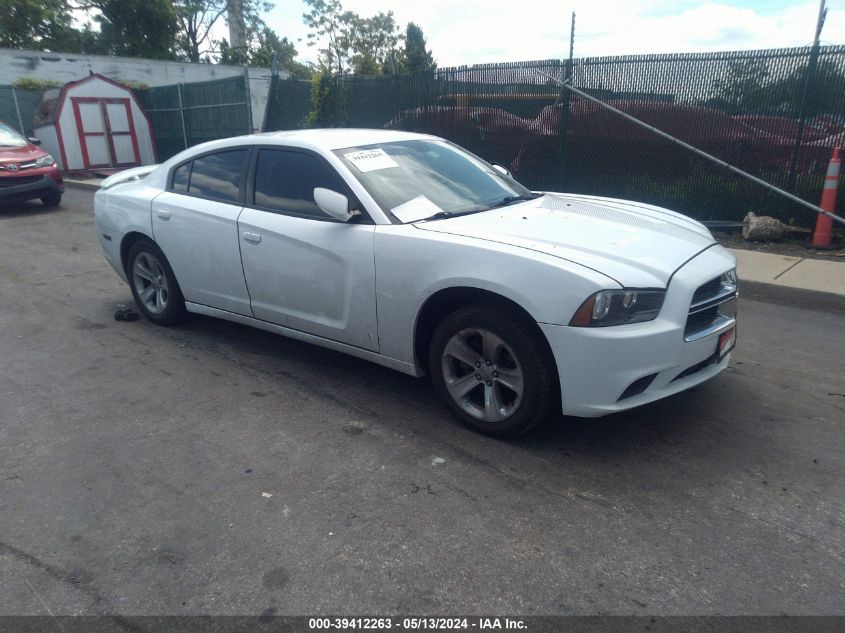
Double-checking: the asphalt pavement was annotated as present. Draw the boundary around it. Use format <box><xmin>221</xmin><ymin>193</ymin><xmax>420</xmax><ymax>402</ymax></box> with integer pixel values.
<box><xmin>1</xmin><ymin>189</ymin><xmax>843</xmax><ymax>615</ymax></box>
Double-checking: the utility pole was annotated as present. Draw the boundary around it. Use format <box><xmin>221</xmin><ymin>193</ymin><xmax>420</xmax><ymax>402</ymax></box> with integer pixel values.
<box><xmin>559</xmin><ymin>11</ymin><xmax>575</xmax><ymax>191</ymax></box>
<box><xmin>228</xmin><ymin>0</ymin><xmax>247</xmax><ymax>50</ymax></box>
<box><xmin>786</xmin><ymin>0</ymin><xmax>827</xmax><ymax>192</ymax></box>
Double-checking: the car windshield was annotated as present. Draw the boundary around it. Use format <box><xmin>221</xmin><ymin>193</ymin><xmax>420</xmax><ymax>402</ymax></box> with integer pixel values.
<box><xmin>333</xmin><ymin>139</ymin><xmax>536</xmax><ymax>223</ymax></box>
<box><xmin>0</xmin><ymin>123</ymin><xmax>28</xmax><ymax>148</ymax></box>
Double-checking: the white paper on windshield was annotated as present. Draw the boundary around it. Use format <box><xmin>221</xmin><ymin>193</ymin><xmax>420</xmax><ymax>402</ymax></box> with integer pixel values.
<box><xmin>391</xmin><ymin>195</ymin><xmax>444</xmax><ymax>223</ymax></box>
<box><xmin>343</xmin><ymin>148</ymin><xmax>399</xmax><ymax>172</ymax></box>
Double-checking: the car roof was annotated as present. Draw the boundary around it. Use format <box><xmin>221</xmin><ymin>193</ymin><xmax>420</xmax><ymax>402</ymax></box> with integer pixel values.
<box><xmin>181</xmin><ymin>129</ymin><xmax>439</xmax><ymax>158</ymax></box>
<box><xmin>255</xmin><ymin>128</ymin><xmax>438</xmax><ymax>150</ymax></box>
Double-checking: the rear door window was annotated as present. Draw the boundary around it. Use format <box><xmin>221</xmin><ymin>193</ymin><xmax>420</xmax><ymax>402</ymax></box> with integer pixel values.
<box><xmin>186</xmin><ymin>150</ymin><xmax>247</xmax><ymax>202</ymax></box>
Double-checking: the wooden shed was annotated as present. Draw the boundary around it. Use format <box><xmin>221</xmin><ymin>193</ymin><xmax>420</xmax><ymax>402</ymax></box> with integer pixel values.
<box><xmin>33</xmin><ymin>74</ymin><xmax>155</xmax><ymax>171</ymax></box>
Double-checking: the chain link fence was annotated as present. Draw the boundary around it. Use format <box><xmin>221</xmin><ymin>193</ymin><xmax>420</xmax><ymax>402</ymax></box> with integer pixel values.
<box><xmin>136</xmin><ymin>75</ymin><xmax>252</xmax><ymax>162</ymax></box>
<box><xmin>557</xmin><ymin>46</ymin><xmax>845</xmax><ymax>225</ymax></box>
<box><xmin>266</xmin><ymin>46</ymin><xmax>845</xmax><ymax>226</ymax></box>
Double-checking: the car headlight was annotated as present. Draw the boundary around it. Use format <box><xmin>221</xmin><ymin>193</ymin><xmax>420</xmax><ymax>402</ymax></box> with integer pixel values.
<box><xmin>570</xmin><ymin>289</ymin><xmax>665</xmax><ymax>327</ymax></box>
<box><xmin>34</xmin><ymin>154</ymin><xmax>55</xmax><ymax>167</ymax></box>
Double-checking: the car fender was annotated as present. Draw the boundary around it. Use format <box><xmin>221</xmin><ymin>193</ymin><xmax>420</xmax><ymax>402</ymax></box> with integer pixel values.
<box><xmin>374</xmin><ymin>224</ymin><xmax>618</xmax><ymax>366</ymax></box>
<box><xmin>94</xmin><ymin>183</ymin><xmax>162</xmax><ymax>280</ymax></box>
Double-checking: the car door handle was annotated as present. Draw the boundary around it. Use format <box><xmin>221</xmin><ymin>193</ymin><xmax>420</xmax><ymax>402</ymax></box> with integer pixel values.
<box><xmin>241</xmin><ymin>231</ymin><xmax>261</xmax><ymax>244</ymax></box>
<box><xmin>155</xmin><ymin>209</ymin><xmax>171</xmax><ymax>220</ymax></box>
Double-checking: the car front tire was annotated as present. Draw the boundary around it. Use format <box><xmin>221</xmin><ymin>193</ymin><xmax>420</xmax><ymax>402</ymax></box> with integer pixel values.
<box><xmin>429</xmin><ymin>303</ymin><xmax>559</xmax><ymax>437</ymax></box>
<box><xmin>41</xmin><ymin>191</ymin><xmax>61</xmax><ymax>207</ymax></box>
<box><xmin>126</xmin><ymin>239</ymin><xmax>186</xmax><ymax>325</ymax></box>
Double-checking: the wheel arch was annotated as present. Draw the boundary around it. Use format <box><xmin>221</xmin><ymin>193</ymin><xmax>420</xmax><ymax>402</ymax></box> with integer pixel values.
<box><xmin>119</xmin><ymin>231</ymin><xmax>155</xmax><ymax>275</ymax></box>
<box><xmin>413</xmin><ymin>286</ymin><xmax>553</xmax><ymax>373</ymax></box>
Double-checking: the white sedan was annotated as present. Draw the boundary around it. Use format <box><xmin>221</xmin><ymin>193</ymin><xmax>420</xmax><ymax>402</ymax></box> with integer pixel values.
<box><xmin>94</xmin><ymin>129</ymin><xmax>737</xmax><ymax>436</ymax></box>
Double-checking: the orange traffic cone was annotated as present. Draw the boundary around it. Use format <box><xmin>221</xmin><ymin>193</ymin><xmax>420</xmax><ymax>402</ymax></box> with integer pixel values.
<box><xmin>811</xmin><ymin>147</ymin><xmax>841</xmax><ymax>248</ymax></box>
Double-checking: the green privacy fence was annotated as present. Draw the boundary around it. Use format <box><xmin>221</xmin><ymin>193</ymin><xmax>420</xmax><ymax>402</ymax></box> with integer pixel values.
<box><xmin>136</xmin><ymin>75</ymin><xmax>252</xmax><ymax>162</ymax></box>
<box><xmin>265</xmin><ymin>46</ymin><xmax>845</xmax><ymax>226</ymax></box>
<box><xmin>0</xmin><ymin>86</ymin><xmax>47</xmax><ymax>137</ymax></box>
<box><xmin>264</xmin><ymin>75</ymin><xmax>312</xmax><ymax>131</ymax></box>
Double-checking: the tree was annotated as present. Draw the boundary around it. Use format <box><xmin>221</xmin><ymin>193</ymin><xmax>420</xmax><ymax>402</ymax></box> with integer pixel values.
<box><xmin>220</xmin><ymin>27</ymin><xmax>310</xmax><ymax>76</ymax></box>
<box><xmin>93</xmin><ymin>0</ymin><xmax>178</xmax><ymax>59</ymax></box>
<box><xmin>759</xmin><ymin>59</ymin><xmax>845</xmax><ymax>118</ymax></box>
<box><xmin>710</xmin><ymin>58</ymin><xmax>770</xmax><ymax>113</ymax></box>
<box><xmin>306</xmin><ymin>70</ymin><xmax>346</xmax><ymax>127</ymax></box>
<box><xmin>249</xmin><ymin>28</ymin><xmax>311</xmax><ymax>77</ymax></box>
<box><xmin>0</xmin><ymin>0</ymin><xmax>75</xmax><ymax>50</ymax></box>
<box><xmin>50</xmin><ymin>22</ymin><xmax>105</xmax><ymax>54</ymax></box>
<box><xmin>302</xmin><ymin>0</ymin><xmax>354</xmax><ymax>74</ymax></box>
<box><xmin>348</xmin><ymin>11</ymin><xmax>402</xmax><ymax>75</ymax></box>
<box><xmin>219</xmin><ymin>37</ymin><xmax>250</xmax><ymax>65</ymax></box>
<box><xmin>404</xmin><ymin>22</ymin><xmax>436</xmax><ymax>75</ymax></box>
<box><xmin>0</xmin><ymin>0</ymin><xmax>175</xmax><ymax>57</ymax></box>
<box><xmin>708</xmin><ymin>56</ymin><xmax>845</xmax><ymax>118</ymax></box>
<box><xmin>174</xmin><ymin>0</ymin><xmax>270</xmax><ymax>63</ymax></box>
<box><xmin>302</xmin><ymin>0</ymin><xmax>405</xmax><ymax>76</ymax></box>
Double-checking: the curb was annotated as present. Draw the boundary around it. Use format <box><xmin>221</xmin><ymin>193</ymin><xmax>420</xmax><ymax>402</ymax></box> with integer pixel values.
<box><xmin>64</xmin><ymin>179</ymin><xmax>101</xmax><ymax>192</ymax></box>
<box><xmin>740</xmin><ymin>280</ymin><xmax>845</xmax><ymax>315</ymax></box>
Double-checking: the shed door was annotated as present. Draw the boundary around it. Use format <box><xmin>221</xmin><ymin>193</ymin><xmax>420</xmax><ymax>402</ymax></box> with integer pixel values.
<box><xmin>72</xmin><ymin>97</ymin><xmax>140</xmax><ymax>169</ymax></box>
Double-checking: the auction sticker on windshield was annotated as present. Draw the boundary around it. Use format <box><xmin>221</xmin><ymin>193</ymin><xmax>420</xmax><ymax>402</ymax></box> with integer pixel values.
<box><xmin>343</xmin><ymin>148</ymin><xmax>399</xmax><ymax>172</ymax></box>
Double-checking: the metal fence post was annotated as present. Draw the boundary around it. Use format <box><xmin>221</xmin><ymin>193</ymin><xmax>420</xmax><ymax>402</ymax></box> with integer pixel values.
<box><xmin>11</xmin><ymin>87</ymin><xmax>25</xmax><ymax>136</ymax></box>
<box><xmin>787</xmin><ymin>45</ymin><xmax>822</xmax><ymax>192</ymax></box>
<box><xmin>261</xmin><ymin>74</ymin><xmax>273</xmax><ymax>133</ymax></box>
<box><xmin>176</xmin><ymin>84</ymin><xmax>188</xmax><ymax>150</ymax></box>
<box><xmin>559</xmin><ymin>61</ymin><xmax>572</xmax><ymax>193</ymax></box>
<box><xmin>261</xmin><ymin>52</ymin><xmax>279</xmax><ymax>133</ymax></box>
<box><xmin>243</xmin><ymin>66</ymin><xmax>253</xmax><ymax>133</ymax></box>
<box><xmin>787</xmin><ymin>0</ymin><xmax>827</xmax><ymax>192</ymax></box>
<box><xmin>559</xmin><ymin>12</ymin><xmax>576</xmax><ymax>192</ymax></box>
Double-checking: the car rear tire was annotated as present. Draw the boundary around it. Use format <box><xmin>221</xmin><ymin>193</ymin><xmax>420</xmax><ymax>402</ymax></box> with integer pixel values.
<box><xmin>126</xmin><ymin>239</ymin><xmax>186</xmax><ymax>326</ymax></box>
<box><xmin>429</xmin><ymin>303</ymin><xmax>559</xmax><ymax>437</ymax></box>
<box><xmin>41</xmin><ymin>191</ymin><xmax>61</xmax><ymax>207</ymax></box>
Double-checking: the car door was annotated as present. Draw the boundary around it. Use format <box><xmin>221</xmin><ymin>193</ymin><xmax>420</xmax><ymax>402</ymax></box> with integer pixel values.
<box><xmin>237</xmin><ymin>147</ymin><xmax>379</xmax><ymax>351</ymax></box>
<box><xmin>152</xmin><ymin>148</ymin><xmax>253</xmax><ymax>317</ymax></box>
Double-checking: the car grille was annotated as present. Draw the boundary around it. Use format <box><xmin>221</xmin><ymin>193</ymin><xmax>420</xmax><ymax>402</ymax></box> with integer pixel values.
<box><xmin>684</xmin><ymin>271</ymin><xmax>737</xmax><ymax>341</ymax></box>
<box><xmin>0</xmin><ymin>175</ymin><xmax>42</xmax><ymax>188</ymax></box>
<box><xmin>691</xmin><ymin>277</ymin><xmax>722</xmax><ymax>305</ymax></box>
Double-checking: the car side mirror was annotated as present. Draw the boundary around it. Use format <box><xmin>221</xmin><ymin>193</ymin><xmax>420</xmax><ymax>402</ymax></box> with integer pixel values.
<box><xmin>27</xmin><ymin>137</ymin><xmax>41</xmax><ymax>146</ymax></box>
<box><xmin>314</xmin><ymin>187</ymin><xmax>355</xmax><ymax>222</ymax></box>
<box><xmin>491</xmin><ymin>163</ymin><xmax>511</xmax><ymax>178</ymax></box>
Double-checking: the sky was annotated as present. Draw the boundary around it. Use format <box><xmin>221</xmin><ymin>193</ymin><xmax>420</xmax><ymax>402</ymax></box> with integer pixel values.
<box><xmin>263</xmin><ymin>0</ymin><xmax>845</xmax><ymax>68</ymax></box>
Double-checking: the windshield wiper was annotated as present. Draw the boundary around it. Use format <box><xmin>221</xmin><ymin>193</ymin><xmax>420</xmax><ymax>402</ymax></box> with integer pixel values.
<box><xmin>415</xmin><ymin>194</ymin><xmax>542</xmax><ymax>223</ymax></box>
<box><xmin>418</xmin><ymin>210</ymin><xmax>455</xmax><ymax>222</ymax></box>
<box><xmin>486</xmin><ymin>193</ymin><xmax>542</xmax><ymax>210</ymax></box>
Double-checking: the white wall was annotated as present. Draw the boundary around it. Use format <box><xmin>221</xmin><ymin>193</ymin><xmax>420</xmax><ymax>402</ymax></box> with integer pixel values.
<box><xmin>0</xmin><ymin>48</ymin><xmax>290</xmax><ymax>133</ymax></box>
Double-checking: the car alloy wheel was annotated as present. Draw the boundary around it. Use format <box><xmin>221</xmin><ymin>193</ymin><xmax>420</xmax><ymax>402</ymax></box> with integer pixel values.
<box><xmin>441</xmin><ymin>327</ymin><xmax>524</xmax><ymax>423</ymax></box>
<box><xmin>132</xmin><ymin>251</ymin><xmax>170</xmax><ymax>315</ymax></box>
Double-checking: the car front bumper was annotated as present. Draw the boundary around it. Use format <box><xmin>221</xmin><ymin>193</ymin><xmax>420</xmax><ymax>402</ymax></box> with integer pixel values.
<box><xmin>0</xmin><ymin>170</ymin><xmax>64</xmax><ymax>204</ymax></box>
<box><xmin>542</xmin><ymin>245</ymin><xmax>737</xmax><ymax>418</ymax></box>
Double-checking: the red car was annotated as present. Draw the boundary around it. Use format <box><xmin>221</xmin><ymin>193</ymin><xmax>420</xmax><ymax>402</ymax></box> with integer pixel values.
<box><xmin>0</xmin><ymin>121</ymin><xmax>64</xmax><ymax>207</ymax></box>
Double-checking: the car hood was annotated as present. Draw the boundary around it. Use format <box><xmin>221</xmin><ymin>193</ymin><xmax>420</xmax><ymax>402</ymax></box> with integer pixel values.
<box><xmin>413</xmin><ymin>193</ymin><xmax>717</xmax><ymax>287</ymax></box>
<box><xmin>0</xmin><ymin>144</ymin><xmax>44</xmax><ymax>164</ymax></box>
